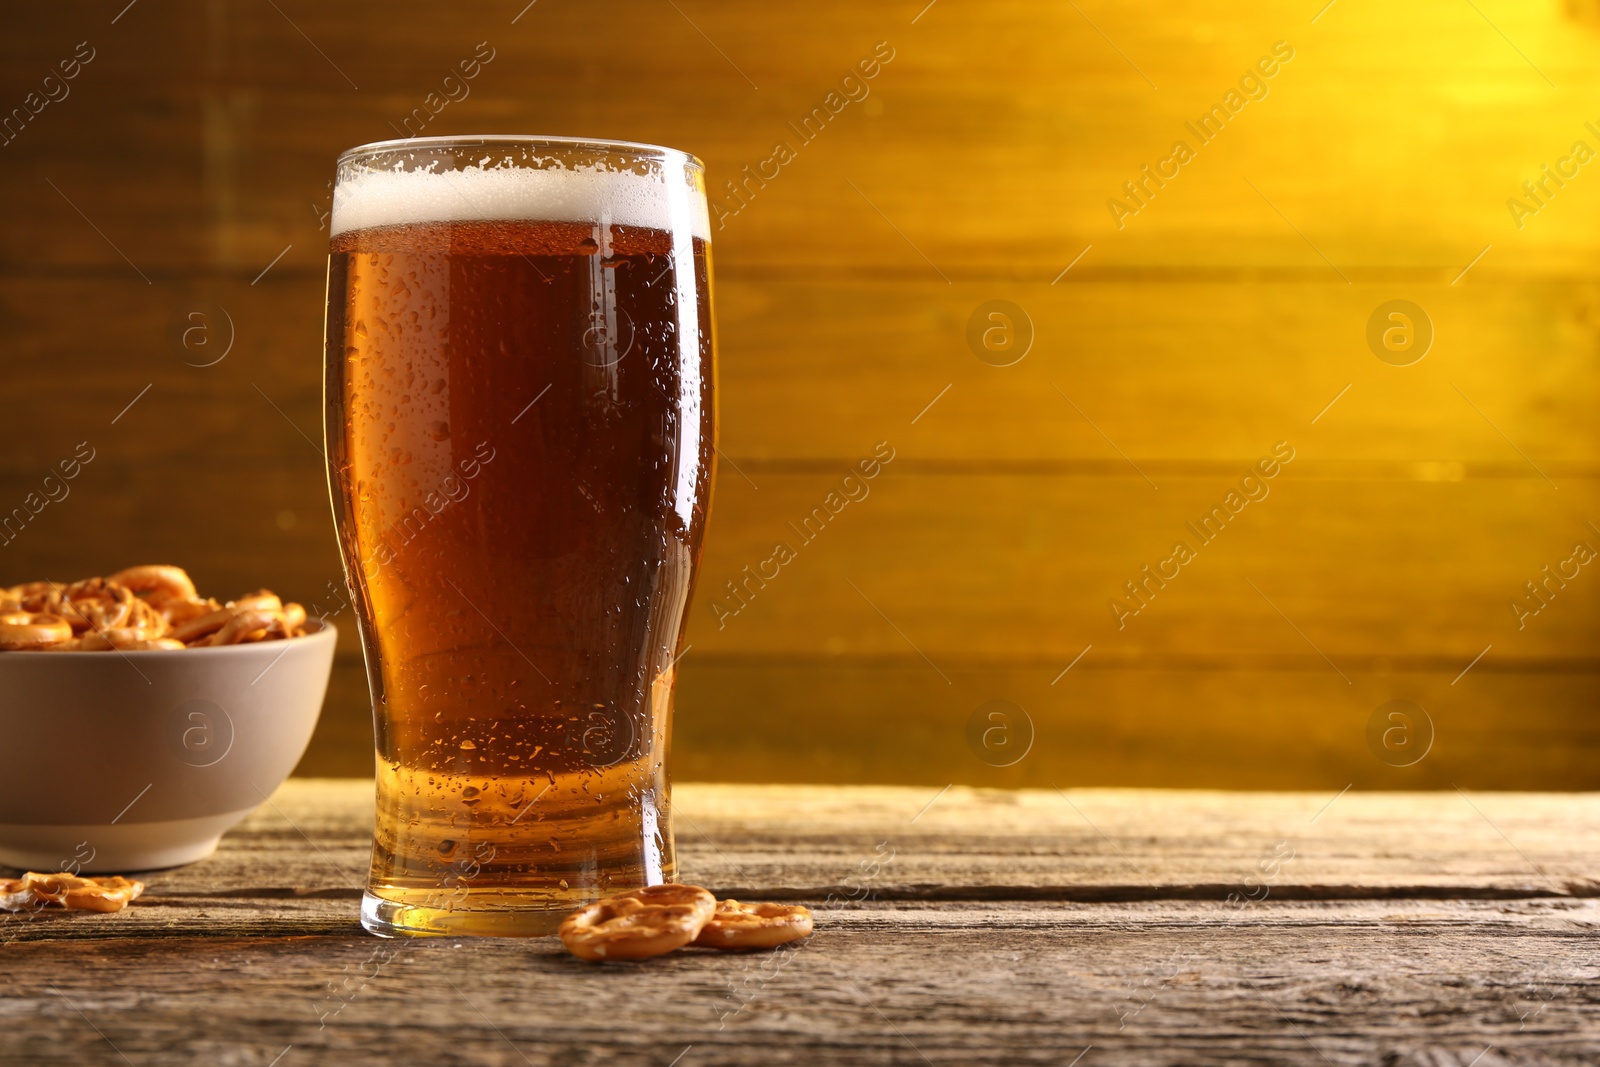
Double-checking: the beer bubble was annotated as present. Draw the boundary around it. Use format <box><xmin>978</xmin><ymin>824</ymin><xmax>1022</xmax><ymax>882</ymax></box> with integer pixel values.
<box><xmin>966</xmin><ymin>300</ymin><xmax>1033</xmax><ymax>367</ymax></box>
<box><xmin>964</xmin><ymin>699</ymin><xmax>1035</xmax><ymax>767</ymax></box>
<box><xmin>1365</xmin><ymin>299</ymin><xmax>1432</xmax><ymax>366</ymax></box>
<box><xmin>427</xmin><ymin>420</ymin><xmax>451</xmax><ymax>441</ymax></box>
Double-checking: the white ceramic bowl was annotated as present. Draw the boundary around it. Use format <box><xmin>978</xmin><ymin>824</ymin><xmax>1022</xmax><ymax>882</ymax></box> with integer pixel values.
<box><xmin>0</xmin><ymin>621</ymin><xmax>336</xmax><ymax>872</ymax></box>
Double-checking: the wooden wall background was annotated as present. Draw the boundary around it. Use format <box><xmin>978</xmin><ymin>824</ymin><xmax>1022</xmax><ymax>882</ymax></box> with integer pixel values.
<box><xmin>3</xmin><ymin>0</ymin><xmax>1599</xmax><ymax>789</ymax></box>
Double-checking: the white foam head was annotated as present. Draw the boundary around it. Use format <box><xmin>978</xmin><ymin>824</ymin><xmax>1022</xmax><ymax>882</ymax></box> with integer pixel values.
<box><xmin>332</xmin><ymin>161</ymin><xmax>710</xmax><ymax>240</ymax></box>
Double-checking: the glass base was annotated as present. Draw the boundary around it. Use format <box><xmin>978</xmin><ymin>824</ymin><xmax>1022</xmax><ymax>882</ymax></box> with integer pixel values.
<box><xmin>360</xmin><ymin>889</ymin><xmax>578</xmax><ymax>938</ymax></box>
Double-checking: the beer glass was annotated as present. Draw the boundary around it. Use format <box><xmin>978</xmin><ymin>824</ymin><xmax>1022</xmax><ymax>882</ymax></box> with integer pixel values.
<box><xmin>323</xmin><ymin>137</ymin><xmax>715</xmax><ymax>937</ymax></box>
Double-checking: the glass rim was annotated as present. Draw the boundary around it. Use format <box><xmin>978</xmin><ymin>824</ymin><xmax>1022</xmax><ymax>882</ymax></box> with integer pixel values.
<box><xmin>336</xmin><ymin>135</ymin><xmax>704</xmax><ymax>172</ymax></box>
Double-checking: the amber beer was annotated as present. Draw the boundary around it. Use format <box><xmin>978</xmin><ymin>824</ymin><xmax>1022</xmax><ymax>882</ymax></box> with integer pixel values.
<box><xmin>323</xmin><ymin>138</ymin><xmax>715</xmax><ymax>936</ymax></box>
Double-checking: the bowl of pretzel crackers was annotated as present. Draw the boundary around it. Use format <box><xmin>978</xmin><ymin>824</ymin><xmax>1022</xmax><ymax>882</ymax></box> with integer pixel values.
<box><xmin>0</xmin><ymin>565</ymin><xmax>335</xmax><ymax>872</ymax></box>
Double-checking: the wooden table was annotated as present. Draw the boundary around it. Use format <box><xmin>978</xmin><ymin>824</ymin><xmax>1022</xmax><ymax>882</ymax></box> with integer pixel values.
<box><xmin>4</xmin><ymin>781</ymin><xmax>1596</xmax><ymax>1065</ymax></box>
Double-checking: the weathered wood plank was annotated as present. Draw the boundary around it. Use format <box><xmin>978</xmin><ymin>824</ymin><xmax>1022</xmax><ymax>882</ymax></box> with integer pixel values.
<box><xmin>5</xmin><ymin>461</ymin><xmax>1597</xmax><ymax>661</ymax></box>
<box><xmin>6</xmin><ymin>1</ymin><xmax>1600</xmax><ymax>274</ymax></box>
<box><xmin>690</xmin><ymin>472</ymin><xmax>1600</xmax><ymax>659</ymax></box>
<box><xmin>9</xmin><ymin>781</ymin><xmax>1596</xmax><ymax>915</ymax></box>
<box><xmin>716</xmin><ymin>277</ymin><xmax>1600</xmax><ymax>467</ymax></box>
<box><xmin>658</xmin><ymin>661</ymin><xmax>1600</xmax><ymax>792</ymax></box>
<box><xmin>286</xmin><ymin>655</ymin><xmax>1600</xmax><ymax>788</ymax></box>
<box><xmin>2</xmin><ymin>901</ymin><xmax>1595</xmax><ymax>1065</ymax></box>
<box><xmin>4</xmin><ymin>277</ymin><xmax>1598</xmax><ymax>469</ymax></box>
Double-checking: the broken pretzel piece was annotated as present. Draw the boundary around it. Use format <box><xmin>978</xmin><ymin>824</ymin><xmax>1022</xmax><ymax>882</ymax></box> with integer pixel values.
<box><xmin>0</xmin><ymin>879</ymin><xmax>34</xmax><ymax>912</ymax></box>
<box><xmin>0</xmin><ymin>872</ymin><xmax>145</xmax><ymax>913</ymax></box>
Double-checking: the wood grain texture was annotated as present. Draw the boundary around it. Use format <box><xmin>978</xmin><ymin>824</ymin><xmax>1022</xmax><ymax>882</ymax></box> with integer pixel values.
<box><xmin>12</xmin><ymin>780</ymin><xmax>1598</xmax><ymax>930</ymax></box>
<box><xmin>5</xmin><ymin>1</ymin><xmax>1600</xmax><ymax>273</ymax></box>
<box><xmin>9</xmin><ymin>461</ymin><xmax>1597</xmax><ymax>659</ymax></box>
<box><xmin>6</xmin><ymin>276</ymin><xmax>1599</xmax><ymax>468</ymax></box>
<box><xmin>667</xmin><ymin>661</ymin><xmax>1600</xmax><ymax>791</ymax></box>
<box><xmin>296</xmin><ymin>655</ymin><xmax>1600</xmax><ymax>787</ymax></box>
<box><xmin>2</xmin><ymin>1</ymin><xmax>1599</xmax><ymax>786</ymax></box>
<box><xmin>2</xmin><ymin>781</ymin><xmax>1596</xmax><ymax>1065</ymax></box>
<box><xmin>2</xmin><ymin>902</ymin><xmax>1597</xmax><ymax>1066</ymax></box>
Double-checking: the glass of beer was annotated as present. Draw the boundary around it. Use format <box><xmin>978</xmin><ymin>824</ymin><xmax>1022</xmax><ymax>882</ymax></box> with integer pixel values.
<box><xmin>323</xmin><ymin>137</ymin><xmax>715</xmax><ymax>937</ymax></box>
